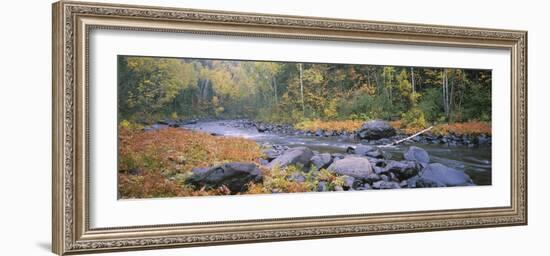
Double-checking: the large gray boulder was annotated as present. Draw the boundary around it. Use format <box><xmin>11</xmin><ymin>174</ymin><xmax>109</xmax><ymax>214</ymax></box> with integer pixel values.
<box><xmin>185</xmin><ymin>162</ymin><xmax>262</xmax><ymax>193</ymax></box>
<box><xmin>356</xmin><ymin>120</ymin><xmax>396</xmax><ymax>140</ymax></box>
<box><xmin>414</xmin><ymin>163</ymin><xmax>474</xmax><ymax>187</ymax></box>
<box><xmin>327</xmin><ymin>156</ymin><xmax>373</xmax><ymax>179</ymax></box>
<box><xmin>266</xmin><ymin>146</ymin><xmax>314</xmax><ymax>169</ymax></box>
<box><xmin>404</xmin><ymin>146</ymin><xmax>430</xmax><ymax>165</ymax></box>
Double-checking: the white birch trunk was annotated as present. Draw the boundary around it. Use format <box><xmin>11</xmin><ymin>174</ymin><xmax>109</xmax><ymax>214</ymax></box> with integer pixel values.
<box><xmin>299</xmin><ymin>63</ymin><xmax>305</xmax><ymax>113</ymax></box>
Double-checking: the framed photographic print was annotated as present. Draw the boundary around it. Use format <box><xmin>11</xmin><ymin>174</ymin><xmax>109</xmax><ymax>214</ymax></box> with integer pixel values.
<box><xmin>52</xmin><ymin>1</ymin><xmax>527</xmax><ymax>255</ymax></box>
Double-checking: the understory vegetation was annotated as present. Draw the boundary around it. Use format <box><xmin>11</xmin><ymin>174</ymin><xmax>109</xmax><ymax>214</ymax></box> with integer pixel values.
<box><xmin>294</xmin><ymin>120</ymin><xmax>364</xmax><ymax>133</ymax></box>
<box><xmin>118</xmin><ymin>126</ymin><xmax>342</xmax><ymax>198</ymax></box>
<box><xmin>118</xmin><ymin>125</ymin><xmax>262</xmax><ymax>198</ymax></box>
<box><xmin>295</xmin><ymin>119</ymin><xmax>491</xmax><ymax>136</ymax></box>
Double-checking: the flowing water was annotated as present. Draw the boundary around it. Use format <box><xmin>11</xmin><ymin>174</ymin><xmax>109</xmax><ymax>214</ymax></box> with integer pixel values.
<box><xmin>183</xmin><ymin>120</ymin><xmax>492</xmax><ymax>185</ymax></box>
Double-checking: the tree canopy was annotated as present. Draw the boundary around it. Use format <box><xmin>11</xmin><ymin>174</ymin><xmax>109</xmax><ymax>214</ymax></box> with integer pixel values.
<box><xmin>118</xmin><ymin>56</ymin><xmax>491</xmax><ymax>127</ymax></box>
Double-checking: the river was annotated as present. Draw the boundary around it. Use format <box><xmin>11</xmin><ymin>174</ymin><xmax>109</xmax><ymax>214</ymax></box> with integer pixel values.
<box><xmin>183</xmin><ymin>120</ymin><xmax>492</xmax><ymax>185</ymax></box>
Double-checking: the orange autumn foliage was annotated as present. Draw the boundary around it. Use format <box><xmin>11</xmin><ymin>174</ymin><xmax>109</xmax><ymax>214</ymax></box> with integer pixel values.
<box><xmin>119</xmin><ymin>127</ymin><xmax>261</xmax><ymax>173</ymax></box>
<box><xmin>294</xmin><ymin>119</ymin><xmax>491</xmax><ymax>136</ymax></box>
<box><xmin>118</xmin><ymin>126</ymin><xmax>262</xmax><ymax>198</ymax></box>
<box><xmin>431</xmin><ymin>121</ymin><xmax>492</xmax><ymax>136</ymax></box>
<box><xmin>118</xmin><ymin>171</ymin><xmax>184</xmax><ymax>198</ymax></box>
<box><xmin>390</xmin><ymin>120</ymin><xmax>491</xmax><ymax>136</ymax></box>
<box><xmin>294</xmin><ymin>119</ymin><xmax>364</xmax><ymax>133</ymax></box>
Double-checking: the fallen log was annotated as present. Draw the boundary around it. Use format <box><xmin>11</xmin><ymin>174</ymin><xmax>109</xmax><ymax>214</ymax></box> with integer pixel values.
<box><xmin>379</xmin><ymin>126</ymin><xmax>433</xmax><ymax>148</ymax></box>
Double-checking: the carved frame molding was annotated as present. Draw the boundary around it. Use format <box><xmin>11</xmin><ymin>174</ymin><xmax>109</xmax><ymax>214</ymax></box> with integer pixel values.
<box><xmin>52</xmin><ymin>1</ymin><xmax>527</xmax><ymax>255</ymax></box>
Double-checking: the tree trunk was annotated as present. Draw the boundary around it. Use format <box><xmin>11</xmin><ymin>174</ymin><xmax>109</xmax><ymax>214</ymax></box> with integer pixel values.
<box><xmin>410</xmin><ymin>67</ymin><xmax>415</xmax><ymax>94</ymax></box>
<box><xmin>273</xmin><ymin>76</ymin><xmax>278</xmax><ymax>107</ymax></box>
<box><xmin>299</xmin><ymin>63</ymin><xmax>305</xmax><ymax>114</ymax></box>
<box><xmin>442</xmin><ymin>70</ymin><xmax>447</xmax><ymax>119</ymax></box>
<box><xmin>374</xmin><ymin>68</ymin><xmax>382</xmax><ymax>95</ymax></box>
<box><xmin>199</xmin><ymin>79</ymin><xmax>210</xmax><ymax>102</ymax></box>
<box><xmin>366</xmin><ymin>67</ymin><xmax>372</xmax><ymax>88</ymax></box>
<box><xmin>449</xmin><ymin>77</ymin><xmax>455</xmax><ymax>122</ymax></box>
<box><xmin>388</xmin><ymin>75</ymin><xmax>393</xmax><ymax>104</ymax></box>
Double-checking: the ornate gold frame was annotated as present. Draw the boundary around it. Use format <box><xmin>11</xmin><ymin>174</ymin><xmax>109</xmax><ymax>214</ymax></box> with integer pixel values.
<box><xmin>52</xmin><ymin>1</ymin><xmax>527</xmax><ymax>255</ymax></box>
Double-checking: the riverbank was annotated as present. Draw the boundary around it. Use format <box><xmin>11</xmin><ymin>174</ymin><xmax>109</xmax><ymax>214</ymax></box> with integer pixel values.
<box><xmin>118</xmin><ymin>125</ymin><xmax>261</xmax><ymax>198</ymax></box>
<box><xmin>213</xmin><ymin>119</ymin><xmax>492</xmax><ymax>147</ymax></box>
<box><xmin>118</xmin><ymin>119</ymin><xmax>490</xmax><ymax>199</ymax></box>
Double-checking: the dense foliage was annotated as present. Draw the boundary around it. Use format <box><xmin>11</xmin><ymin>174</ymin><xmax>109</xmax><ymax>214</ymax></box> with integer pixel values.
<box><xmin>118</xmin><ymin>56</ymin><xmax>492</xmax><ymax>126</ymax></box>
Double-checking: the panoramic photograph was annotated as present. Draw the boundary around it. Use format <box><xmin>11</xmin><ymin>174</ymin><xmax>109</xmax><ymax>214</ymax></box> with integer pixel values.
<box><xmin>117</xmin><ymin>55</ymin><xmax>492</xmax><ymax>199</ymax></box>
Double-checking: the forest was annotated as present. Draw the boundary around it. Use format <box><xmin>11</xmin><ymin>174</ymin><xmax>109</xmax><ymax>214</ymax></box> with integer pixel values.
<box><xmin>118</xmin><ymin>56</ymin><xmax>491</xmax><ymax>128</ymax></box>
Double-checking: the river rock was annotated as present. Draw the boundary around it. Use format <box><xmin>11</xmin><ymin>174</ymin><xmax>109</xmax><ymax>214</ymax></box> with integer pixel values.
<box><xmin>414</xmin><ymin>163</ymin><xmax>474</xmax><ymax>187</ymax></box>
<box><xmin>373</xmin><ymin>166</ymin><xmax>386</xmax><ymax>175</ymax></box>
<box><xmin>256</xmin><ymin>124</ymin><xmax>268</xmax><ymax>132</ymax></box>
<box><xmin>347</xmin><ymin>145</ymin><xmax>373</xmax><ymax>155</ymax></box>
<box><xmin>185</xmin><ymin>162</ymin><xmax>262</xmax><ymax>193</ymax></box>
<box><xmin>476</xmin><ymin>135</ymin><xmax>491</xmax><ymax>145</ymax></box>
<box><xmin>356</xmin><ymin>120</ymin><xmax>396</xmax><ymax>140</ymax></box>
<box><xmin>310</xmin><ymin>153</ymin><xmax>333</xmax><ymax>171</ymax></box>
<box><xmin>181</xmin><ymin>119</ymin><xmax>198</xmax><ymax>125</ymax></box>
<box><xmin>342</xmin><ymin>175</ymin><xmax>356</xmax><ymax>189</ymax></box>
<box><xmin>384</xmin><ymin>160</ymin><xmax>420</xmax><ymax>180</ymax></box>
<box><xmin>324</xmin><ymin>131</ymin><xmax>335</xmax><ymax>137</ymax></box>
<box><xmin>347</xmin><ymin>145</ymin><xmax>385</xmax><ymax>159</ymax></box>
<box><xmin>266</xmin><ymin>146</ymin><xmax>314</xmax><ymax>169</ymax></box>
<box><xmin>262</xmin><ymin>149</ymin><xmax>280</xmax><ymax>161</ymax></box>
<box><xmin>128</xmin><ymin>168</ymin><xmax>143</xmax><ymax>176</ymax></box>
<box><xmin>404</xmin><ymin>146</ymin><xmax>430</xmax><ymax>165</ymax></box>
<box><xmin>366</xmin><ymin>149</ymin><xmax>385</xmax><ymax>159</ymax></box>
<box><xmin>289</xmin><ymin>172</ymin><xmax>306</xmax><ymax>183</ymax></box>
<box><xmin>327</xmin><ymin>156</ymin><xmax>373</xmax><ymax>179</ymax></box>
<box><xmin>317</xmin><ymin>181</ymin><xmax>328</xmax><ymax>192</ymax></box>
<box><xmin>372</xmin><ymin>180</ymin><xmax>401</xmax><ymax>189</ymax></box>
<box><xmin>315</xmin><ymin>128</ymin><xmax>323</xmax><ymax>137</ymax></box>
<box><xmin>331</xmin><ymin>153</ymin><xmax>345</xmax><ymax>160</ymax></box>
<box><xmin>364</xmin><ymin>173</ymin><xmax>382</xmax><ymax>183</ymax></box>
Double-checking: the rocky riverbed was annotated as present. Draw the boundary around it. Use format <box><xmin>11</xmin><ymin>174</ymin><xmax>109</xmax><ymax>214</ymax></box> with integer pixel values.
<box><xmin>184</xmin><ymin>145</ymin><xmax>474</xmax><ymax>193</ymax></box>
<box><xmin>143</xmin><ymin>119</ymin><xmax>491</xmax><ymax>193</ymax></box>
<box><xmin>218</xmin><ymin>119</ymin><xmax>491</xmax><ymax>147</ymax></box>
